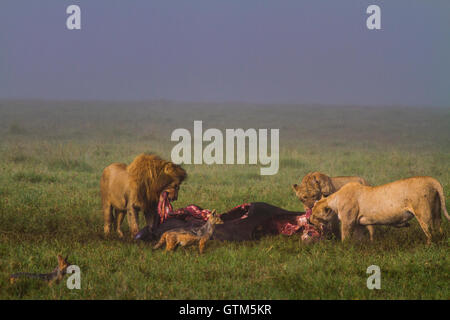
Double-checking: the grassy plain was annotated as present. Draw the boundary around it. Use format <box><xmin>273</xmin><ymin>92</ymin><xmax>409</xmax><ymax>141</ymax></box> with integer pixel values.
<box><xmin>0</xmin><ymin>100</ymin><xmax>448</xmax><ymax>299</ymax></box>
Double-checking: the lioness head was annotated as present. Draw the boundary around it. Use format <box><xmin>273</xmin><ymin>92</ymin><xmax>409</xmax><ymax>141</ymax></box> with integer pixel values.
<box><xmin>309</xmin><ymin>197</ymin><xmax>335</xmax><ymax>228</ymax></box>
<box><xmin>292</xmin><ymin>172</ymin><xmax>335</xmax><ymax>210</ymax></box>
<box><xmin>292</xmin><ymin>183</ymin><xmax>320</xmax><ymax>210</ymax></box>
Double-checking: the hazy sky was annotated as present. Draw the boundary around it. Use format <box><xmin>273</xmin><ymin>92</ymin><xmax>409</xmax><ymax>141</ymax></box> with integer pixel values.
<box><xmin>1</xmin><ymin>0</ymin><xmax>449</xmax><ymax>106</ymax></box>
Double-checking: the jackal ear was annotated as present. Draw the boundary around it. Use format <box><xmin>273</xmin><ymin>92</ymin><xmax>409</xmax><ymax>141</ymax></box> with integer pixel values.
<box><xmin>57</xmin><ymin>254</ymin><xmax>69</xmax><ymax>264</ymax></box>
<box><xmin>210</xmin><ymin>209</ymin><xmax>217</xmax><ymax>216</ymax></box>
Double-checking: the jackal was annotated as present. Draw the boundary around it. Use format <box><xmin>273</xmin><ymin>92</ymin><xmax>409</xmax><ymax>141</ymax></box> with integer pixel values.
<box><xmin>153</xmin><ymin>209</ymin><xmax>223</xmax><ymax>254</ymax></box>
<box><xmin>9</xmin><ymin>254</ymin><xmax>71</xmax><ymax>286</ymax></box>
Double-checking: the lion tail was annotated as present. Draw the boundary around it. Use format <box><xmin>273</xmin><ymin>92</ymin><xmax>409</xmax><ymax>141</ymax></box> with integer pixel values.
<box><xmin>434</xmin><ymin>179</ymin><xmax>450</xmax><ymax>221</ymax></box>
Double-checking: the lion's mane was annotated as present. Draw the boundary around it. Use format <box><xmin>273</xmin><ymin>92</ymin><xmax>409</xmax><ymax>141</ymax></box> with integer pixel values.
<box><xmin>126</xmin><ymin>154</ymin><xmax>187</xmax><ymax>209</ymax></box>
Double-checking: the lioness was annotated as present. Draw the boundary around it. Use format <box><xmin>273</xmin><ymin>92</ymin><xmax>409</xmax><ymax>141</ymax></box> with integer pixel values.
<box><xmin>310</xmin><ymin>176</ymin><xmax>449</xmax><ymax>244</ymax></box>
<box><xmin>292</xmin><ymin>171</ymin><xmax>372</xmax><ymax>239</ymax></box>
<box><xmin>100</xmin><ymin>154</ymin><xmax>187</xmax><ymax>238</ymax></box>
<box><xmin>292</xmin><ymin>172</ymin><xmax>370</xmax><ymax>210</ymax></box>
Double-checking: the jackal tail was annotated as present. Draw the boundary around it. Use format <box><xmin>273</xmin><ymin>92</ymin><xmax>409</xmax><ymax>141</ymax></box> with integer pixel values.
<box><xmin>9</xmin><ymin>272</ymin><xmax>49</xmax><ymax>284</ymax></box>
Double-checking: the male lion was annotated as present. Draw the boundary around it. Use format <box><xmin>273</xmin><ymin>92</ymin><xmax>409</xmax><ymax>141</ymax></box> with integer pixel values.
<box><xmin>100</xmin><ymin>154</ymin><xmax>187</xmax><ymax>238</ymax></box>
<box><xmin>310</xmin><ymin>176</ymin><xmax>449</xmax><ymax>244</ymax></box>
<box><xmin>292</xmin><ymin>171</ymin><xmax>372</xmax><ymax>239</ymax></box>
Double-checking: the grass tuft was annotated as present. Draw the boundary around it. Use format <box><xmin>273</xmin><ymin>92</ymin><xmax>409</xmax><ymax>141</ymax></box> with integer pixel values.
<box><xmin>13</xmin><ymin>172</ymin><xmax>58</xmax><ymax>184</ymax></box>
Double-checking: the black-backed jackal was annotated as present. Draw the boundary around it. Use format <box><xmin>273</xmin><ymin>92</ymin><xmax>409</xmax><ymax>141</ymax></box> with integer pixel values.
<box><xmin>9</xmin><ymin>254</ymin><xmax>70</xmax><ymax>286</ymax></box>
<box><xmin>153</xmin><ymin>209</ymin><xmax>223</xmax><ymax>254</ymax></box>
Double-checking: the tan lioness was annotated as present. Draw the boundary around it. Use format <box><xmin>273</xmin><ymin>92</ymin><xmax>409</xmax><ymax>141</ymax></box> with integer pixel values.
<box><xmin>292</xmin><ymin>172</ymin><xmax>370</xmax><ymax>210</ymax></box>
<box><xmin>292</xmin><ymin>171</ymin><xmax>372</xmax><ymax>239</ymax></box>
<box><xmin>310</xmin><ymin>176</ymin><xmax>449</xmax><ymax>244</ymax></box>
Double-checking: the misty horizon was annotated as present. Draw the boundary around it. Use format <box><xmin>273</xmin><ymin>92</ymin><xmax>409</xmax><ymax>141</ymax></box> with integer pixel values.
<box><xmin>1</xmin><ymin>0</ymin><xmax>449</xmax><ymax>107</ymax></box>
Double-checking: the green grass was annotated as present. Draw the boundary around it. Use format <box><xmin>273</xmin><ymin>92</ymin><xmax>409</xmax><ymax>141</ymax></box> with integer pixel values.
<box><xmin>0</xmin><ymin>100</ymin><xmax>449</xmax><ymax>299</ymax></box>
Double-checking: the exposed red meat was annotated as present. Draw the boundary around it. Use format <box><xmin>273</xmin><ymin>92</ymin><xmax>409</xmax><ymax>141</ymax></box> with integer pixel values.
<box><xmin>154</xmin><ymin>195</ymin><xmax>321</xmax><ymax>242</ymax></box>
